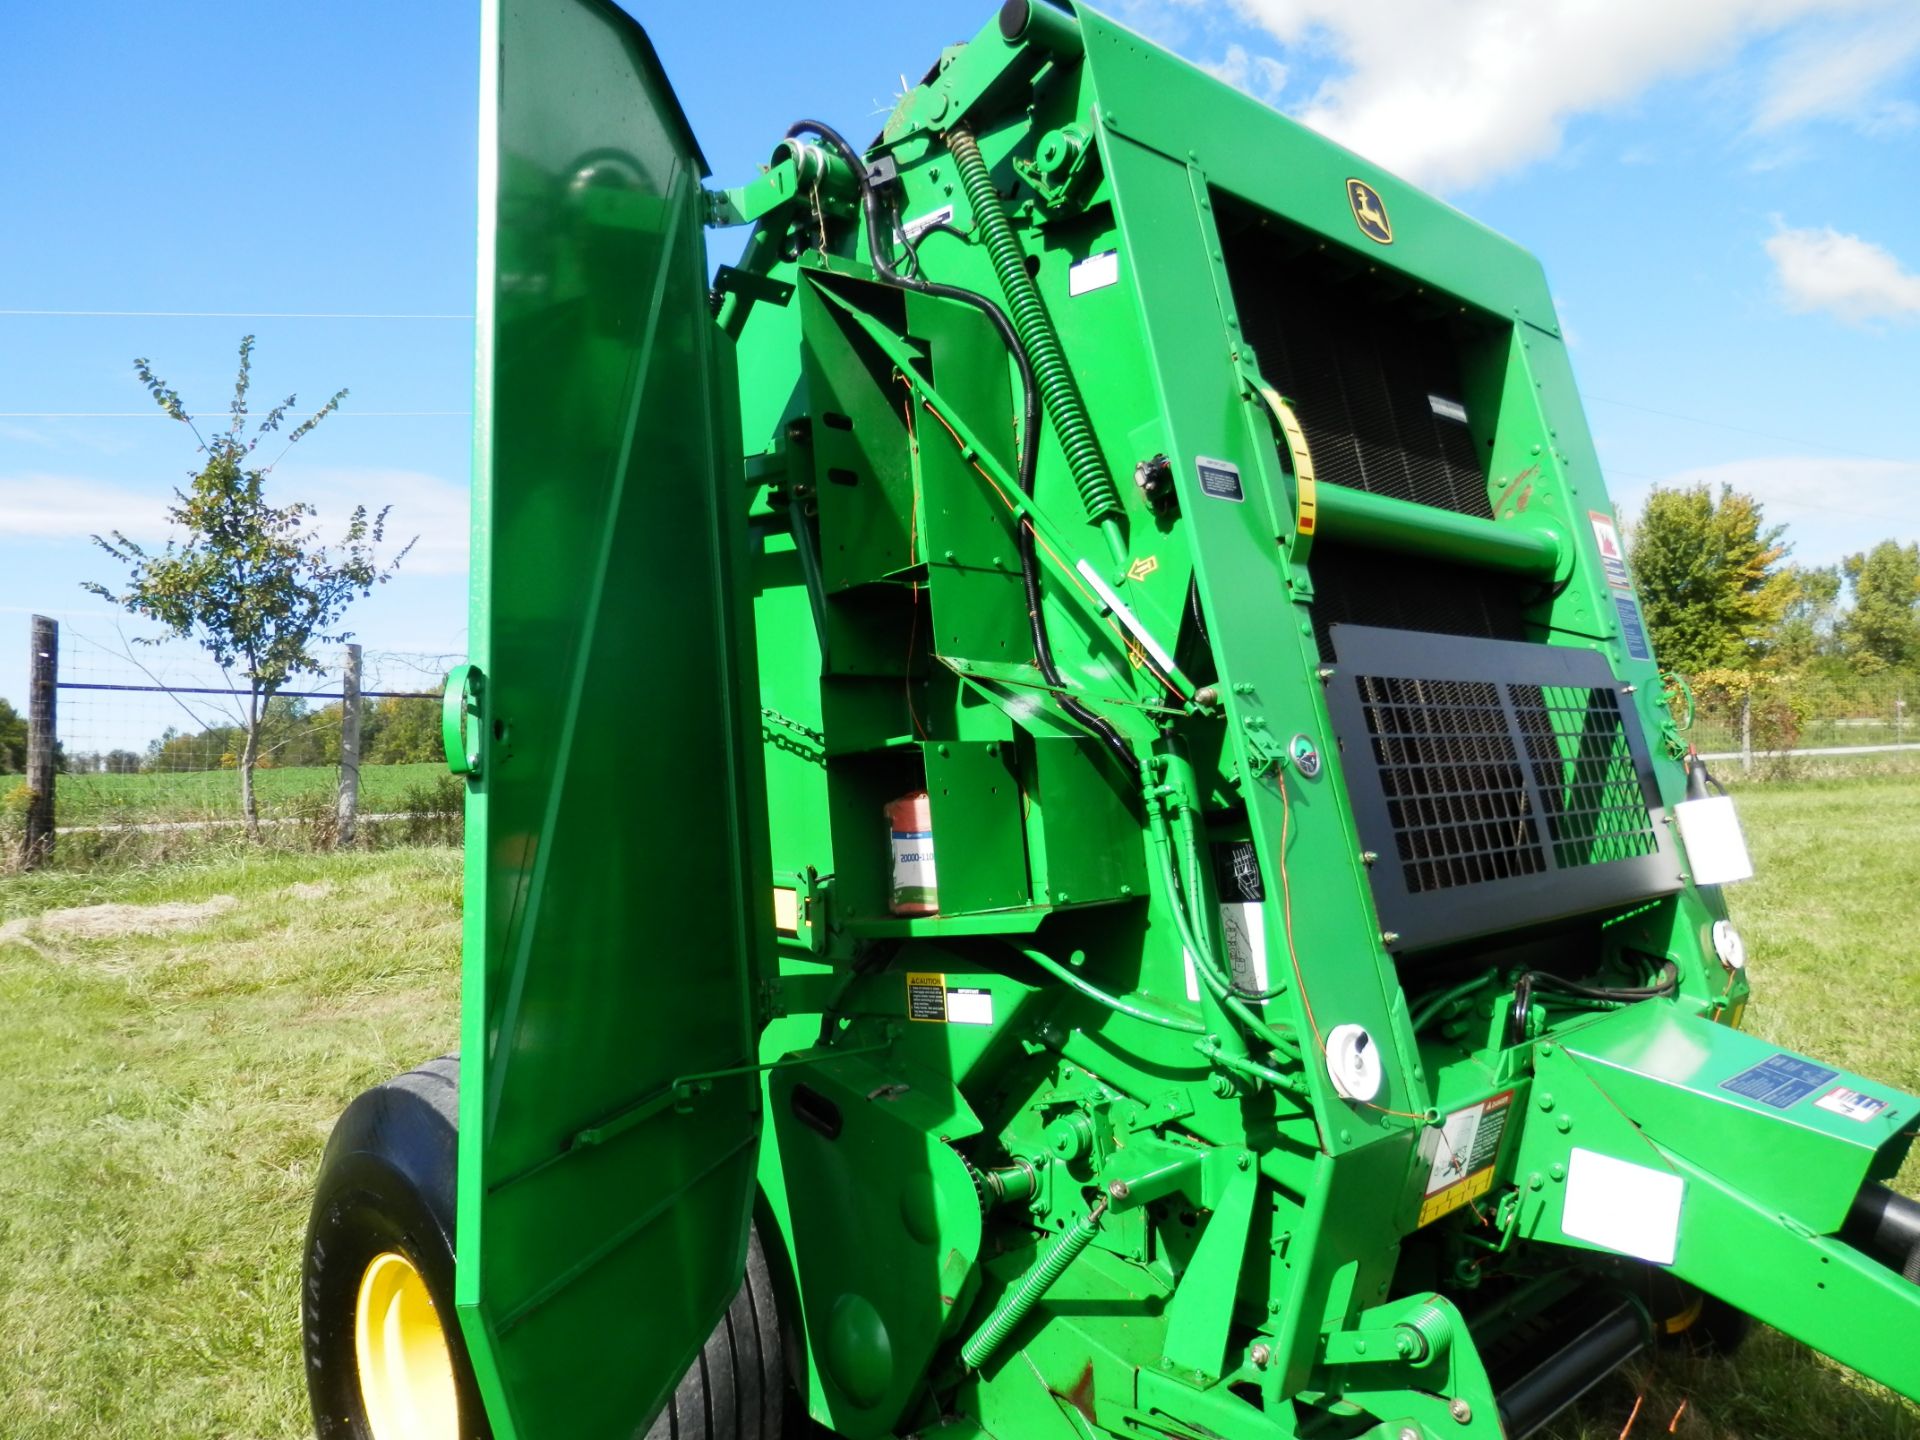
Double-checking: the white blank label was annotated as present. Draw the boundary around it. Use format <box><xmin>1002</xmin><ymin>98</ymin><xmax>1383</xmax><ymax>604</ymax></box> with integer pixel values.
<box><xmin>1562</xmin><ymin>1148</ymin><xmax>1684</xmax><ymax>1265</ymax></box>
<box><xmin>1069</xmin><ymin>250</ymin><xmax>1119</xmax><ymax>295</ymax></box>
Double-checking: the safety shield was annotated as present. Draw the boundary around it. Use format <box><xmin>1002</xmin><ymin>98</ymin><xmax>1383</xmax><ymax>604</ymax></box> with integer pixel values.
<box><xmin>455</xmin><ymin>2</ymin><xmax>768</xmax><ymax>1435</ymax></box>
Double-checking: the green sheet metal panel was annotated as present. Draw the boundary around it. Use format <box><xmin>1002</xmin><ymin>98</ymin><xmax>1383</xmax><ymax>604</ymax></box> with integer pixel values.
<box><xmin>458</xmin><ymin>2</ymin><xmax>769</xmax><ymax>1435</ymax></box>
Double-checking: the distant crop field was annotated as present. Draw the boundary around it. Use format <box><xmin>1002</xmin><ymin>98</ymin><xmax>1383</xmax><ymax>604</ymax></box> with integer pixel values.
<box><xmin>55</xmin><ymin>762</ymin><xmax>446</xmax><ymax>827</ymax></box>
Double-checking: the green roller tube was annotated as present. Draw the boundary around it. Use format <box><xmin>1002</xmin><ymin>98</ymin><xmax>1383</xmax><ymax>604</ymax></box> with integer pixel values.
<box><xmin>1314</xmin><ymin>480</ymin><xmax>1562</xmax><ymax>578</ymax></box>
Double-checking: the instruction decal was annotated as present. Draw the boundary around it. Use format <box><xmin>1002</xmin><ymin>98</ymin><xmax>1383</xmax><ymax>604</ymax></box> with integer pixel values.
<box><xmin>1196</xmin><ymin>456</ymin><xmax>1245</xmax><ymax>503</ymax></box>
<box><xmin>1419</xmin><ymin>1090</ymin><xmax>1514</xmax><ymax>1226</ymax></box>
<box><xmin>1814</xmin><ymin>1086</ymin><xmax>1888</xmax><ymax>1123</ymax></box>
<box><xmin>1069</xmin><ymin>249</ymin><xmax>1120</xmax><ymax>296</ymax></box>
<box><xmin>1589</xmin><ymin>511</ymin><xmax>1632</xmax><ymax>590</ymax></box>
<box><xmin>1721</xmin><ymin>1053</ymin><xmax>1837</xmax><ymax>1108</ymax></box>
<box><xmin>1614</xmin><ymin>596</ymin><xmax>1652</xmax><ymax>661</ymax></box>
<box><xmin>906</xmin><ymin>972</ymin><xmax>994</xmax><ymax>1025</ymax></box>
<box><xmin>1212</xmin><ymin>841</ymin><xmax>1269</xmax><ymax>994</ymax></box>
<box><xmin>902</xmin><ymin>204</ymin><xmax>955</xmax><ymax>243</ymax></box>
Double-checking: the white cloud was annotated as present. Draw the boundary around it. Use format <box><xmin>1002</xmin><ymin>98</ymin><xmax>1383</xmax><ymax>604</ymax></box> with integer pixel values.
<box><xmin>0</xmin><ymin>475</ymin><xmax>165</xmax><ymax>541</ymax></box>
<box><xmin>1204</xmin><ymin>43</ymin><xmax>1288</xmax><ymax>104</ymax></box>
<box><xmin>1754</xmin><ymin>7</ymin><xmax>1920</xmax><ymax>132</ymax></box>
<box><xmin>1193</xmin><ymin>0</ymin><xmax>1895</xmax><ymax>190</ymax></box>
<box><xmin>1765</xmin><ymin>221</ymin><xmax>1920</xmax><ymax>323</ymax></box>
<box><xmin>0</xmin><ymin>466</ymin><xmax>468</xmax><ymax>577</ymax></box>
<box><xmin>266</xmin><ymin>465</ymin><xmax>470</xmax><ymax>578</ymax></box>
<box><xmin>1610</xmin><ymin>455</ymin><xmax>1920</xmax><ymax>567</ymax></box>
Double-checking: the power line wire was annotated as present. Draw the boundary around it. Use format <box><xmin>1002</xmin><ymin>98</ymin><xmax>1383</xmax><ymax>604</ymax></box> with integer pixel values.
<box><xmin>1587</xmin><ymin>394</ymin><xmax>1914</xmax><ymax>466</ymax></box>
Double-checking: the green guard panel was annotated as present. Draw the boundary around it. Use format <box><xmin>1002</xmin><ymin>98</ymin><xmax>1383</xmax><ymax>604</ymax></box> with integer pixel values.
<box><xmin>457</xmin><ymin>2</ymin><xmax>768</xmax><ymax>1435</ymax></box>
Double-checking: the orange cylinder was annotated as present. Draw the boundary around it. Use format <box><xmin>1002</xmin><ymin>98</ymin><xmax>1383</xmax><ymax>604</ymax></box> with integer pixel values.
<box><xmin>886</xmin><ymin>790</ymin><xmax>937</xmax><ymax>916</ymax></box>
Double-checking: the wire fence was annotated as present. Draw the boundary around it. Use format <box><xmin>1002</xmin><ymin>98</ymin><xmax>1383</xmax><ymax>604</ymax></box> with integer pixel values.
<box><xmin>4</xmin><ymin>614</ymin><xmax>465</xmax><ymax>867</ymax></box>
<box><xmin>1681</xmin><ymin>670</ymin><xmax>1918</xmax><ymax>776</ymax></box>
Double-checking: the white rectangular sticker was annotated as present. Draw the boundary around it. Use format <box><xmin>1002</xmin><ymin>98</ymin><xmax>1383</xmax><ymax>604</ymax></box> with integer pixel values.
<box><xmin>1589</xmin><ymin>510</ymin><xmax>1632</xmax><ymax>590</ymax></box>
<box><xmin>1562</xmin><ymin>1148</ymin><xmax>1684</xmax><ymax>1265</ymax></box>
<box><xmin>1814</xmin><ymin>1086</ymin><xmax>1888</xmax><ymax>1122</ymax></box>
<box><xmin>1428</xmin><ymin>395</ymin><xmax>1469</xmax><ymax>423</ymax></box>
<box><xmin>946</xmin><ymin>987</ymin><xmax>994</xmax><ymax>1025</ymax></box>
<box><xmin>1069</xmin><ymin>249</ymin><xmax>1120</xmax><ymax>296</ymax></box>
<box><xmin>902</xmin><ymin>204</ymin><xmax>955</xmax><ymax>242</ymax></box>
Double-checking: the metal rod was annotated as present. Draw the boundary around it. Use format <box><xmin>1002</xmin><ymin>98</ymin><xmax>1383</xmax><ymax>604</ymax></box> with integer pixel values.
<box><xmin>53</xmin><ymin>681</ymin><xmax>438</xmax><ymax>700</ymax></box>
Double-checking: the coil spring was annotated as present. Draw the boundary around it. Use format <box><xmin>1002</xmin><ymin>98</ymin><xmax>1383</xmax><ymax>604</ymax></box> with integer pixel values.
<box><xmin>944</xmin><ymin>126</ymin><xmax>1123</xmax><ymax>525</ymax></box>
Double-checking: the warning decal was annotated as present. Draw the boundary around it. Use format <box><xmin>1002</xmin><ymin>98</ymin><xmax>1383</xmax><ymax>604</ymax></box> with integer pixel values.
<box><xmin>907</xmin><ymin>973</ymin><xmax>995</xmax><ymax>1025</ymax></box>
<box><xmin>1212</xmin><ymin>842</ymin><xmax>1269</xmax><ymax>995</ymax></box>
<box><xmin>1814</xmin><ymin>1086</ymin><xmax>1888</xmax><ymax>1123</ymax></box>
<box><xmin>907</xmin><ymin>972</ymin><xmax>948</xmax><ymax>1023</ymax></box>
<box><xmin>1589</xmin><ymin>510</ymin><xmax>1632</xmax><ymax>590</ymax></box>
<box><xmin>1418</xmin><ymin>1090</ymin><xmax>1514</xmax><ymax>1227</ymax></box>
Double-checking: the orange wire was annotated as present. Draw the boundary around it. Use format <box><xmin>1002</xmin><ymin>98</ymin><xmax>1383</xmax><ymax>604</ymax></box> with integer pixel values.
<box><xmin>1667</xmin><ymin>1399</ymin><xmax>1688</xmax><ymax>1433</ymax></box>
<box><xmin>1618</xmin><ymin>1393</ymin><xmax>1643</xmax><ymax>1439</ymax></box>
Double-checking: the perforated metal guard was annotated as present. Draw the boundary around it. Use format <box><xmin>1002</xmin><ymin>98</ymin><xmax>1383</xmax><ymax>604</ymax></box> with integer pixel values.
<box><xmin>1326</xmin><ymin>626</ymin><xmax>1679</xmax><ymax>953</ymax></box>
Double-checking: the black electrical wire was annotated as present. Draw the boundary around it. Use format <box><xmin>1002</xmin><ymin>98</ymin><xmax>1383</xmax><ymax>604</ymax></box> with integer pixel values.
<box><xmin>784</xmin><ymin>120</ymin><xmax>1140</xmax><ymax>780</ymax></box>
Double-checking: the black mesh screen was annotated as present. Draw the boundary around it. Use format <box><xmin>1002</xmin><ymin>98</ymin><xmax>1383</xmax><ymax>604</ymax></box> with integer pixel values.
<box><xmin>1355</xmin><ymin>676</ymin><xmax>1546</xmax><ymax>894</ymax></box>
<box><xmin>1326</xmin><ymin>627</ymin><xmax>1680</xmax><ymax>951</ymax></box>
<box><xmin>1222</xmin><ymin>217</ymin><xmax>1493</xmax><ymax>517</ymax></box>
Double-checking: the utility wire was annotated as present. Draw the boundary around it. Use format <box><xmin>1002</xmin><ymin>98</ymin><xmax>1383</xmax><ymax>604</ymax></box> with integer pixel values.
<box><xmin>1587</xmin><ymin>393</ymin><xmax>1914</xmax><ymax>466</ymax></box>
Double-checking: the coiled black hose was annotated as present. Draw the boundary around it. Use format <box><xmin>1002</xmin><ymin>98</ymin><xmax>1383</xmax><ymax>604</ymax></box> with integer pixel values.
<box><xmin>783</xmin><ymin>119</ymin><xmax>1138</xmax><ymax>778</ymax></box>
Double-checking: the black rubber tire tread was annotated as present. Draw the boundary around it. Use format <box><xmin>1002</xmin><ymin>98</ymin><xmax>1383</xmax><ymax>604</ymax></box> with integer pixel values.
<box><xmin>643</xmin><ymin>1226</ymin><xmax>785</xmax><ymax>1440</ymax></box>
<box><xmin>304</xmin><ymin>1053</ymin><xmax>489</xmax><ymax>1439</ymax></box>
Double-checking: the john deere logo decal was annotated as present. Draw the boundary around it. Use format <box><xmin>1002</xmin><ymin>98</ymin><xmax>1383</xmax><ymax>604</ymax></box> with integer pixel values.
<box><xmin>1347</xmin><ymin>179</ymin><xmax>1392</xmax><ymax>244</ymax></box>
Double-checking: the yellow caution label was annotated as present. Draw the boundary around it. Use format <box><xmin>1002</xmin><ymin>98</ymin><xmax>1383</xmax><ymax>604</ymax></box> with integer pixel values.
<box><xmin>1417</xmin><ymin>1089</ymin><xmax>1514</xmax><ymax>1227</ymax></box>
<box><xmin>907</xmin><ymin>972</ymin><xmax>948</xmax><ymax>1023</ymax></box>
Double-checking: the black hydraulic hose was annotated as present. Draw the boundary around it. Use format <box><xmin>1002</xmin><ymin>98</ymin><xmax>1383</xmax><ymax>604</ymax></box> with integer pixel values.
<box><xmin>944</xmin><ymin>125</ymin><xmax>1123</xmax><ymax>527</ymax></box>
<box><xmin>784</xmin><ymin>120</ymin><xmax>1138</xmax><ymax>778</ymax></box>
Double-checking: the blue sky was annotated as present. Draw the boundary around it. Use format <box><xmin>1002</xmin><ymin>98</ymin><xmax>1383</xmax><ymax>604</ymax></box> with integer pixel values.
<box><xmin>4</xmin><ymin>0</ymin><xmax>1917</xmax><ymax>725</ymax></box>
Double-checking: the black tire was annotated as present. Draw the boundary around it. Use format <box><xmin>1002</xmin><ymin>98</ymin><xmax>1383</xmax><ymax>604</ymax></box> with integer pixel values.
<box><xmin>304</xmin><ymin>1055</ymin><xmax>788</xmax><ymax>1440</ymax></box>
<box><xmin>304</xmin><ymin>1055</ymin><xmax>489</xmax><ymax>1439</ymax></box>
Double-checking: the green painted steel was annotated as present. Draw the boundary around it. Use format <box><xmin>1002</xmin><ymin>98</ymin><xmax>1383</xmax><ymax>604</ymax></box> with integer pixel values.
<box><xmin>443</xmin><ymin>2</ymin><xmax>1920</xmax><ymax>1437</ymax></box>
<box><xmin>456</xmin><ymin>2</ymin><xmax>770</xmax><ymax>1436</ymax></box>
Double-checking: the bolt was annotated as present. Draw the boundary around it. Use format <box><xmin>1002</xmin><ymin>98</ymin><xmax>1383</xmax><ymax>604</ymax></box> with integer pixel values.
<box><xmin>1381</xmin><ymin>931</ymin><xmax>1401</xmax><ymax>946</ymax></box>
<box><xmin>1361</xmin><ymin>850</ymin><xmax>1379</xmax><ymax>866</ymax></box>
<box><xmin>1400</xmin><ymin>1429</ymin><xmax>1422</xmax><ymax>1440</ymax></box>
<box><xmin>1107</xmin><ymin>1180</ymin><xmax>1131</xmax><ymax>1202</ymax></box>
<box><xmin>1449</xmin><ymin>1397</ymin><xmax>1473</xmax><ymax>1424</ymax></box>
<box><xmin>1317</xmin><ymin>666</ymin><xmax>1337</xmax><ymax>680</ymax></box>
<box><xmin>1537</xmin><ymin>1092</ymin><xmax>1555</xmax><ymax>1112</ymax></box>
<box><xmin>1556</xmin><ymin>1115</ymin><xmax>1572</xmax><ymax>1134</ymax></box>
<box><xmin>1527</xmin><ymin>1172</ymin><xmax>1544</xmax><ymax>1191</ymax></box>
<box><xmin>1249</xmin><ymin>1343</ymin><xmax>1272</xmax><ymax>1370</ymax></box>
<box><xmin>1395</xmin><ymin>1331</ymin><xmax>1418</xmax><ymax>1358</ymax></box>
<box><xmin>1236</xmin><ymin>1152</ymin><xmax>1252</xmax><ymax>1171</ymax></box>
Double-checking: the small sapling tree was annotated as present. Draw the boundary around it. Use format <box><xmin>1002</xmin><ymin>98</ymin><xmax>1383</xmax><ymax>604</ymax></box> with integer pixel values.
<box><xmin>85</xmin><ymin>336</ymin><xmax>414</xmax><ymax>836</ymax></box>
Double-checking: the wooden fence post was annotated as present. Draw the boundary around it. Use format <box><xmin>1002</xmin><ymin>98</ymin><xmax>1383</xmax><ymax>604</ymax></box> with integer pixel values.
<box><xmin>24</xmin><ymin>615</ymin><xmax>57</xmax><ymax>868</ymax></box>
<box><xmin>337</xmin><ymin>643</ymin><xmax>363</xmax><ymax>846</ymax></box>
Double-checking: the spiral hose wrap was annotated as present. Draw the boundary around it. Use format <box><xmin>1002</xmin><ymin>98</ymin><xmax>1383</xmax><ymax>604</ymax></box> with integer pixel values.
<box><xmin>945</xmin><ymin>126</ymin><xmax>1124</xmax><ymax>525</ymax></box>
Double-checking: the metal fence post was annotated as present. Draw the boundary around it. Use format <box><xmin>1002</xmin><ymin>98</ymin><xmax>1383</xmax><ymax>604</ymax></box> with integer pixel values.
<box><xmin>1740</xmin><ymin>689</ymin><xmax>1753</xmax><ymax>776</ymax></box>
<box><xmin>25</xmin><ymin>615</ymin><xmax>58</xmax><ymax>867</ymax></box>
<box><xmin>337</xmin><ymin>643</ymin><xmax>363</xmax><ymax>845</ymax></box>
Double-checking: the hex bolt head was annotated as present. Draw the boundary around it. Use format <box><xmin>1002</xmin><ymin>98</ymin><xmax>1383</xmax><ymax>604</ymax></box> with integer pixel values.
<box><xmin>1107</xmin><ymin>1180</ymin><xmax>1131</xmax><ymax>1202</ymax></box>
<box><xmin>1400</xmin><ymin>1429</ymin><xmax>1422</xmax><ymax>1440</ymax></box>
<box><xmin>1449</xmin><ymin>1397</ymin><xmax>1473</xmax><ymax>1424</ymax></box>
<box><xmin>1249</xmin><ymin>1343</ymin><xmax>1272</xmax><ymax>1370</ymax></box>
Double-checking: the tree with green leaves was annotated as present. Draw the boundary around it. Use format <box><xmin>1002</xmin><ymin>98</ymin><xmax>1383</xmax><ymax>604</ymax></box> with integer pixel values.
<box><xmin>0</xmin><ymin>697</ymin><xmax>25</xmax><ymax>773</ymax></box>
<box><xmin>1770</xmin><ymin>563</ymin><xmax>1844</xmax><ymax>670</ymax></box>
<box><xmin>1627</xmin><ymin>483</ymin><xmax>1789</xmax><ymax>673</ymax></box>
<box><xmin>1838</xmin><ymin>540</ymin><xmax>1920</xmax><ymax>673</ymax></box>
<box><xmin>85</xmin><ymin>336</ymin><xmax>414</xmax><ymax>836</ymax></box>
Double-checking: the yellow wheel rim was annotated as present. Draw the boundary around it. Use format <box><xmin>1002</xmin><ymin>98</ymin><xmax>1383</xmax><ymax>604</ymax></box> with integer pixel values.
<box><xmin>354</xmin><ymin>1250</ymin><xmax>459</xmax><ymax>1440</ymax></box>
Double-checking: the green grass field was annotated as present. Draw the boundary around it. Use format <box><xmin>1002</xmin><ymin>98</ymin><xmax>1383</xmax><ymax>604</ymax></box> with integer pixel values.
<box><xmin>53</xmin><ymin>763</ymin><xmax>447</xmax><ymax>827</ymax></box>
<box><xmin>0</xmin><ymin>780</ymin><xmax>1915</xmax><ymax>1438</ymax></box>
